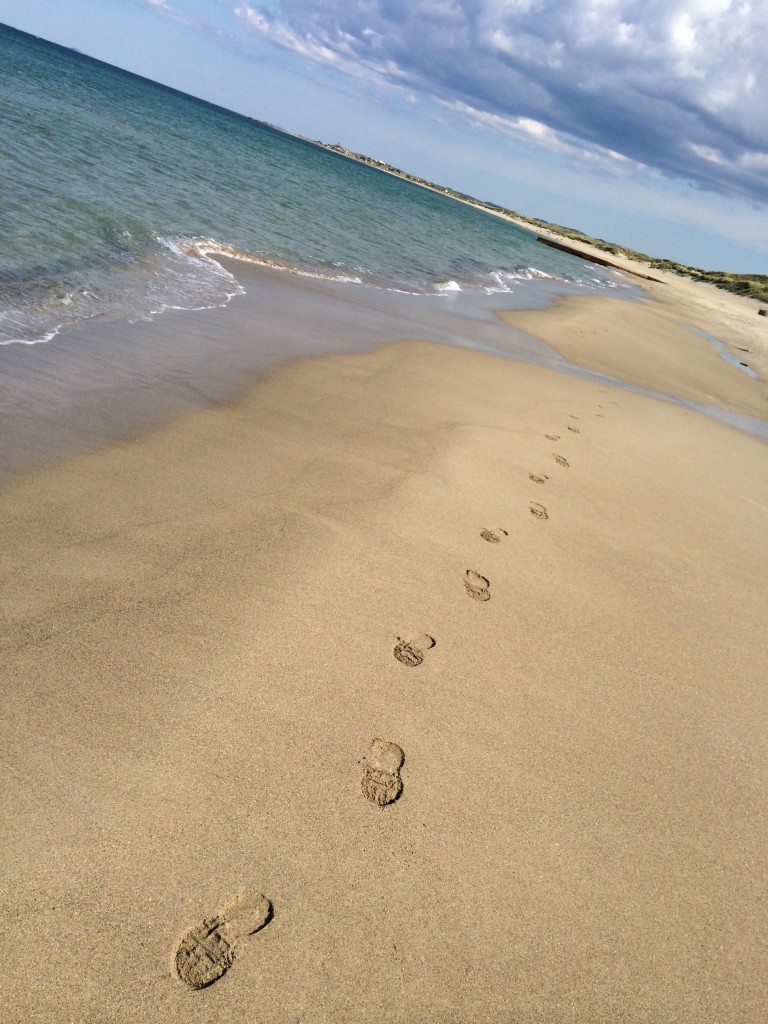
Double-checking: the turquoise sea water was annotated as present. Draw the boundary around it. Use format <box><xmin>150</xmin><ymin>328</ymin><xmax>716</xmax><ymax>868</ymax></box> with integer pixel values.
<box><xmin>0</xmin><ymin>23</ymin><xmax>621</xmax><ymax>346</ymax></box>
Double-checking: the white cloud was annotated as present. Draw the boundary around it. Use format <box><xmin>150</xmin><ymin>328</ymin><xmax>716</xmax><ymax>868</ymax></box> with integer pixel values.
<box><xmin>689</xmin><ymin>143</ymin><xmax>726</xmax><ymax>164</ymax></box>
<box><xmin>233</xmin><ymin>5</ymin><xmax>270</xmax><ymax>31</ymax></box>
<box><xmin>139</xmin><ymin>0</ymin><xmax>200</xmax><ymax>29</ymax></box>
<box><xmin>446</xmin><ymin>98</ymin><xmax>650</xmax><ymax>179</ymax></box>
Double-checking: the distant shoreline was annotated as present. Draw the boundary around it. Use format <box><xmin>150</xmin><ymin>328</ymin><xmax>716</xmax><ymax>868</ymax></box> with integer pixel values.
<box><xmin>306</xmin><ymin>138</ymin><xmax>768</xmax><ymax>304</ymax></box>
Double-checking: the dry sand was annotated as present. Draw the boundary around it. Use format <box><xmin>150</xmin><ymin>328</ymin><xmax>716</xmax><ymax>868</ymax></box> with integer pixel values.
<box><xmin>1</xmin><ymin>267</ymin><xmax>767</xmax><ymax>1022</ymax></box>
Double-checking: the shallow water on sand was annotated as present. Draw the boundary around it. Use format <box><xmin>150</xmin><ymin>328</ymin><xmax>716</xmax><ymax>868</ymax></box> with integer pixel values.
<box><xmin>1</xmin><ymin>23</ymin><xmax>624</xmax><ymax>347</ymax></box>
<box><xmin>1</xmin><ymin>261</ymin><xmax>765</xmax><ymax>483</ymax></box>
<box><xmin>0</xmin><ymin>266</ymin><xmax>596</xmax><ymax>478</ymax></box>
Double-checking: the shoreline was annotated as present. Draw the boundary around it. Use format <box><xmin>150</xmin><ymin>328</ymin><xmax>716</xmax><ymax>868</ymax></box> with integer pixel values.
<box><xmin>1</xmin><ymin>253</ymin><xmax>765</xmax><ymax>484</ymax></box>
<box><xmin>0</xmin><ymin>263</ymin><xmax>635</xmax><ymax>483</ymax></box>
<box><xmin>502</xmin><ymin>218</ymin><xmax>768</xmax><ymax>371</ymax></box>
<box><xmin>310</xmin><ymin>138</ymin><xmax>767</xmax><ymax>310</ymax></box>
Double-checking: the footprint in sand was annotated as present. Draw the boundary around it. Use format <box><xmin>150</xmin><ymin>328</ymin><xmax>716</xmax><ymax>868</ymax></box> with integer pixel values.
<box><xmin>393</xmin><ymin>633</ymin><xmax>435</xmax><ymax>667</ymax></box>
<box><xmin>569</xmin><ymin>414</ymin><xmax>580</xmax><ymax>420</ymax></box>
<box><xmin>567</xmin><ymin>425</ymin><xmax>581</xmax><ymax>433</ymax></box>
<box><xmin>529</xmin><ymin>473</ymin><xmax>548</xmax><ymax>484</ymax></box>
<box><xmin>480</xmin><ymin>527</ymin><xmax>508</xmax><ymax>543</ymax></box>
<box><xmin>545</xmin><ymin>433</ymin><xmax>560</xmax><ymax>441</ymax></box>
<box><xmin>361</xmin><ymin>738</ymin><xmax>405</xmax><ymax>806</ymax></box>
<box><xmin>529</xmin><ymin>502</ymin><xmax>548</xmax><ymax>520</ymax></box>
<box><xmin>553</xmin><ymin>453</ymin><xmax>570</xmax><ymax>468</ymax></box>
<box><xmin>173</xmin><ymin>890</ymin><xmax>272</xmax><ymax>990</ymax></box>
<box><xmin>465</xmin><ymin>569</ymin><xmax>491</xmax><ymax>601</ymax></box>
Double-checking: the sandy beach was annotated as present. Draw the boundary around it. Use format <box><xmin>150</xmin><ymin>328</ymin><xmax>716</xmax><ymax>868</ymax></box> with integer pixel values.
<box><xmin>2</xmin><ymin>262</ymin><xmax>767</xmax><ymax>1022</ymax></box>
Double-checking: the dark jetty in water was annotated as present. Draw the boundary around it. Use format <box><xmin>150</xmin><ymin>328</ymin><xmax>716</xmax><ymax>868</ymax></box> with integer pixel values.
<box><xmin>537</xmin><ymin>236</ymin><xmax>664</xmax><ymax>282</ymax></box>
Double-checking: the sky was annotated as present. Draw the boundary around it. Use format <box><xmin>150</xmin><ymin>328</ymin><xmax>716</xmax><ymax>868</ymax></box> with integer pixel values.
<box><xmin>1</xmin><ymin>0</ymin><xmax>767</xmax><ymax>272</ymax></box>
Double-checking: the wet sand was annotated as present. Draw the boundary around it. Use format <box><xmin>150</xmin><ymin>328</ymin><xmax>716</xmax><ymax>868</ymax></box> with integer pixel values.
<box><xmin>502</xmin><ymin>289</ymin><xmax>767</xmax><ymax>417</ymax></box>
<box><xmin>1</xmin><ymin>265</ymin><xmax>767</xmax><ymax>1022</ymax></box>
<box><xmin>0</xmin><ymin>263</ymin><xmax>603</xmax><ymax>480</ymax></box>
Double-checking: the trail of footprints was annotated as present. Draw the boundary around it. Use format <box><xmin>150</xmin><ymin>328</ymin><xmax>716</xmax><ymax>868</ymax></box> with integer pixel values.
<box><xmin>171</xmin><ymin>402</ymin><xmax>599</xmax><ymax>991</ymax></box>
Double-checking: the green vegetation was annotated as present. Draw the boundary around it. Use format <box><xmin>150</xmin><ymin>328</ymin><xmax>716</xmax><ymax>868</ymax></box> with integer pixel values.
<box><xmin>640</xmin><ymin>264</ymin><xmax>768</xmax><ymax>303</ymax></box>
<box><xmin>491</xmin><ymin>215</ymin><xmax>768</xmax><ymax>304</ymax></box>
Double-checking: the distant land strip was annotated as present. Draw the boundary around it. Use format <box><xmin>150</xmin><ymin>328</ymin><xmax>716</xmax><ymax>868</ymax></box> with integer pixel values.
<box><xmin>310</xmin><ymin>139</ymin><xmax>768</xmax><ymax>305</ymax></box>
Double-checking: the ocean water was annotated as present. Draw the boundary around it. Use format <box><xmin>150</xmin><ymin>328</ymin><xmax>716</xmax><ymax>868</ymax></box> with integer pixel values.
<box><xmin>0</xmin><ymin>23</ymin><xmax>622</xmax><ymax>347</ymax></box>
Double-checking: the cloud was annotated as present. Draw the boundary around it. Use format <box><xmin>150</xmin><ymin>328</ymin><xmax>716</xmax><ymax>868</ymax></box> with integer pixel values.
<box><xmin>139</xmin><ymin>0</ymin><xmax>239</xmax><ymax>39</ymax></box>
<box><xmin>222</xmin><ymin>0</ymin><xmax>768</xmax><ymax>203</ymax></box>
<box><xmin>231</xmin><ymin>3</ymin><xmax>411</xmax><ymax>84</ymax></box>
<box><xmin>140</xmin><ymin>0</ymin><xmax>196</xmax><ymax>26</ymax></box>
